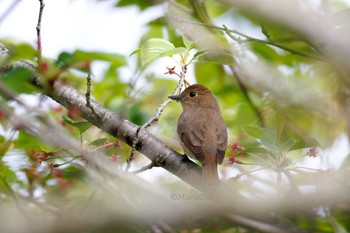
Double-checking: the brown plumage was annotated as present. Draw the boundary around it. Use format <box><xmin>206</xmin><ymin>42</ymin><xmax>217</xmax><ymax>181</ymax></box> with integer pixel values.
<box><xmin>169</xmin><ymin>84</ymin><xmax>228</xmax><ymax>185</ymax></box>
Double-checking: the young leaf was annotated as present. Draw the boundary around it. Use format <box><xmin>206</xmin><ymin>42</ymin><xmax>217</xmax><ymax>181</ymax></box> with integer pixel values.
<box><xmin>62</xmin><ymin>115</ymin><xmax>74</xmax><ymax>124</ymax></box>
<box><xmin>89</xmin><ymin>138</ymin><xmax>108</xmax><ymax>146</ymax></box>
<box><xmin>129</xmin><ymin>48</ymin><xmax>140</xmax><ymax>57</ymax></box>
<box><xmin>62</xmin><ymin>115</ymin><xmax>92</xmax><ymax>134</ymax></box>
<box><xmin>193</xmin><ymin>51</ymin><xmax>206</xmax><ymax>60</ymax></box>
<box><xmin>182</xmin><ymin>36</ymin><xmax>193</xmax><ymax>49</ymax></box>
<box><xmin>279</xmin><ymin>138</ymin><xmax>297</xmax><ymax>152</ymax></box>
<box><xmin>2</xmin><ymin>67</ymin><xmax>37</xmax><ymax>94</ymax></box>
<box><xmin>241</xmin><ymin>125</ymin><xmax>266</xmax><ymax>139</ymax></box>
<box><xmin>73</xmin><ymin>50</ymin><xmax>126</xmax><ymax>67</ymax></box>
<box><xmin>140</xmin><ymin>38</ymin><xmax>185</xmax><ymax>68</ymax></box>
<box><xmin>238</xmin><ymin>146</ymin><xmax>267</xmax><ymax>155</ymax></box>
<box><xmin>260</xmin><ymin>136</ymin><xmax>280</xmax><ymax>155</ymax></box>
<box><xmin>261</xmin><ymin>128</ymin><xmax>277</xmax><ymax>143</ymax></box>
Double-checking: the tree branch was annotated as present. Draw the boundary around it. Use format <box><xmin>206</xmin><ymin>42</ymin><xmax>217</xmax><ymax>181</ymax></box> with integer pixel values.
<box><xmin>2</xmin><ymin>60</ymin><xmax>202</xmax><ymax>189</ymax></box>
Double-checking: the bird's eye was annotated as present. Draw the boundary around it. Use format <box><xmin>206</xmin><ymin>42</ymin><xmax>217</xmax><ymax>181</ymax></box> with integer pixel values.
<box><xmin>189</xmin><ymin>92</ymin><xmax>196</xmax><ymax>97</ymax></box>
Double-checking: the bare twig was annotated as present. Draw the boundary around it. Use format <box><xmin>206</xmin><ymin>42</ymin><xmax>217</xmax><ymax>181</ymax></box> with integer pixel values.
<box><xmin>86</xmin><ymin>73</ymin><xmax>92</xmax><ymax>108</ymax></box>
<box><xmin>125</xmin><ymin>126</ymin><xmax>141</xmax><ymax>171</ymax></box>
<box><xmin>131</xmin><ymin>160</ymin><xmax>156</xmax><ymax>174</ymax></box>
<box><xmin>85</xmin><ymin>72</ymin><xmax>97</xmax><ymax>115</ymax></box>
<box><xmin>125</xmin><ymin>65</ymin><xmax>188</xmax><ymax>171</ymax></box>
<box><xmin>221</xmin><ymin>25</ymin><xmax>322</xmax><ymax>60</ymax></box>
<box><xmin>36</xmin><ymin>0</ymin><xmax>45</xmax><ymax>61</ymax></box>
<box><xmin>172</xmin><ymin>16</ymin><xmax>322</xmax><ymax>60</ymax></box>
<box><xmin>230</xmin><ymin>66</ymin><xmax>265</xmax><ymax>126</ymax></box>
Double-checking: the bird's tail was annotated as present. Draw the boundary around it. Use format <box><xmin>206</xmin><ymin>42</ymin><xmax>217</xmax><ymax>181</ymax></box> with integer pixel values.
<box><xmin>202</xmin><ymin>160</ymin><xmax>219</xmax><ymax>185</ymax></box>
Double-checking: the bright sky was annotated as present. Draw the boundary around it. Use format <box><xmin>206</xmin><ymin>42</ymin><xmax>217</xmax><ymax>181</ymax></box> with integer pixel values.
<box><xmin>0</xmin><ymin>0</ymin><xmax>185</xmax><ymax>82</ymax></box>
<box><xmin>0</xmin><ymin>0</ymin><xmax>163</xmax><ymax>58</ymax></box>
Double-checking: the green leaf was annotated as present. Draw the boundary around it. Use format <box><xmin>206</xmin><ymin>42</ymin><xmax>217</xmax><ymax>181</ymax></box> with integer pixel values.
<box><xmin>0</xmin><ymin>136</ymin><xmax>11</xmax><ymax>157</ymax></box>
<box><xmin>0</xmin><ymin>164</ymin><xmax>18</xmax><ymax>184</ymax></box>
<box><xmin>239</xmin><ymin>147</ymin><xmax>267</xmax><ymax>155</ymax></box>
<box><xmin>161</xmin><ymin>47</ymin><xmax>186</xmax><ymax>57</ymax></box>
<box><xmin>89</xmin><ymin>138</ymin><xmax>108</xmax><ymax>146</ymax></box>
<box><xmin>193</xmin><ymin>51</ymin><xmax>206</xmax><ymax>60</ymax></box>
<box><xmin>251</xmin><ymin>43</ymin><xmax>280</xmax><ymax>62</ymax></box>
<box><xmin>140</xmin><ymin>38</ymin><xmax>185</xmax><ymax>68</ymax></box>
<box><xmin>56</xmin><ymin>50</ymin><xmax>126</xmax><ymax>71</ymax></box>
<box><xmin>0</xmin><ymin>135</ymin><xmax>5</xmax><ymax>143</ymax></box>
<box><xmin>74</xmin><ymin>50</ymin><xmax>126</xmax><ymax>67</ymax></box>
<box><xmin>62</xmin><ymin>115</ymin><xmax>92</xmax><ymax>134</ymax></box>
<box><xmin>260</xmin><ymin>136</ymin><xmax>280</xmax><ymax>155</ymax></box>
<box><xmin>127</xmin><ymin>102</ymin><xmax>149</xmax><ymax>125</ymax></box>
<box><xmin>10</xmin><ymin>43</ymin><xmax>36</xmax><ymax>60</ymax></box>
<box><xmin>15</xmin><ymin>130</ymin><xmax>49</xmax><ymax>151</ymax></box>
<box><xmin>279</xmin><ymin>138</ymin><xmax>297</xmax><ymax>152</ymax></box>
<box><xmin>195</xmin><ymin>62</ymin><xmax>225</xmax><ymax>88</ymax></box>
<box><xmin>2</xmin><ymin>67</ymin><xmax>37</xmax><ymax>94</ymax></box>
<box><xmin>290</xmin><ymin>137</ymin><xmax>320</xmax><ymax>151</ymax></box>
<box><xmin>57</xmin><ymin>52</ymin><xmax>77</xmax><ymax>66</ymax></box>
<box><xmin>129</xmin><ymin>48</ymin><xmax>140</xmax><ymax>57</ymax></box>
<box><xmin>115</xmin><ymin>0</ymin><xmax>155</xmax><ymax>10</ymax></box>
<box><xmin>182</xmin><ymin>36</ymin><xmax>193</xmax><ymax>49</ymax></box>
<box><xmin>261</xmin><ymin>128</ymin><xmax>277</xmax><ymax>143</ymax></box>
<box><xmin>62</xmin><ymin>165</ymin><xmax>85</xmax><ymax>179</ymax></box>
<box><xmin>241</xmin><ymin>125</ymin><xmax>266</xmax><ymax>139</ymax></box>
<box><xmin>242</xmin><ymin>126</ymin><xmax>281</xmax><ymax>154</ymax></box>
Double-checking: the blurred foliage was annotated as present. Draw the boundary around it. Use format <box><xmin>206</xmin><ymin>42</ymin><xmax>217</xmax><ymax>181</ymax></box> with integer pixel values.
<box><xmin>1</xmin><ymin>0</ymin><xmax>350</xmax><ymax>232</ymax></box>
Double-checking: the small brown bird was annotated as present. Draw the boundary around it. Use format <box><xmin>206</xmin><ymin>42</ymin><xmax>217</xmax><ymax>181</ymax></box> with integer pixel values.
<box><xmin>169</xmin><ymin>84</ymin><xmax>228</xmax><ymax>185</ymax></box>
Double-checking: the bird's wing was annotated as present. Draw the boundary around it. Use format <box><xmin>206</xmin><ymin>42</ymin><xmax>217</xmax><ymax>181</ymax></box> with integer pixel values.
<box><xmin>177</xmin><ymin>111</ymin><xmax>228</xmax><ymax>164</ymax></box>
<box><xmin>216</xmin><ymin>126</ymin><xmax>227</xmax><ymax>164</ymax></box>
<box><xmin>178</xmin><ymin>116</ymin><xmax>207</xmax><ymax>163</ymax></box>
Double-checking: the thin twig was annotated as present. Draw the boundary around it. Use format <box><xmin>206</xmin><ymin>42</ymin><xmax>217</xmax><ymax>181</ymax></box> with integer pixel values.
<box><xmin>144</xmin><ymin>65</ymin><xmax>187</xmax><ymax>129</ymax></box>
<box><xmin>36</xmin><ymin>0</ymin><xmax>45</xmax><ymax>61</ymax></box>
<box><xmin>86</xmin><ymin>73</ymin><xmax>92</xmax><ymax>108</ymax></box>
<box><xmin>174</xmin><ymin>17</ymin><xmax>322</xmax><ymax>60</ymax></box>
<box><xmin>228</xmin><ymin>167</ymin><xmax>267</xmax><ymax>181</ymax></box>
<box><xmin>125</xmin><ymin>65</ymin><xmax>188</xmax><ymax>171</ymax></box>
<box><xmin>125</xmin><ymin>126</ymin><xmax>141</xmax><ymax>171</ymax></box>
<box><xmin>222</xmin><ymin>25</ymin><xmax>322</xmax><ymax>60</ymax></box>
<box><xmin>131</xmin><ymin>161</ymin><xmax>156</xmax><ymax>174</ymax></box>
<box><xmin>230</xmin><ymin>66</ymin><xmax>265</xmax><ymax>126</ymax></box>
<box><xmin>85</xmin><ymin>72</ymin><xmax>97</xmax><ymax>115</ymax></box>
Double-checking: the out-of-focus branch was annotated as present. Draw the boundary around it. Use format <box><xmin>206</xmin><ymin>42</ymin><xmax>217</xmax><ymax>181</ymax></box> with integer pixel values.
<box><xmin>0</xmin><ymin>173</ymin><xmax>31</xmax><ymax>220</ymax></box>
<box><xmin>230</xmin><ymin>65</ymin><xmax>265</xmax><ymax>126</ymax></box>
<box><xmin>0</xmin><ymin>0</ymin><xmax>21</xmax><ymax>25</ymax></box>
<box><xmin>221</xmin><ymin>25</ymin><xmax>322</xmax><ymax>60</ymax></box>
<box><xmin>226</xmin><ymin>214</ymin><xmax>294</xmax><ymax>233</ymax></box>
<box><xmin>219</xmin><ymin>0</ymin><xmax>350</xmax><ymax>71</ymax></box>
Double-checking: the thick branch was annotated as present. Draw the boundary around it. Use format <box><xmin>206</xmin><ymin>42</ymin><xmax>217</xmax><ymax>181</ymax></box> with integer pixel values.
<box><xmin>31</xmin><ymin>77</ymin><xmax>203</xmax><ymax>189</ymax></box>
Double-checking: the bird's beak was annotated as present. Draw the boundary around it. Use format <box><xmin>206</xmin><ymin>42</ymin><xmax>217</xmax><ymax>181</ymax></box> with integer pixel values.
<box><xmin>168</xmin><ymin>95</ymin><xmax>182</xmax><ymax>101</ymax></box>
